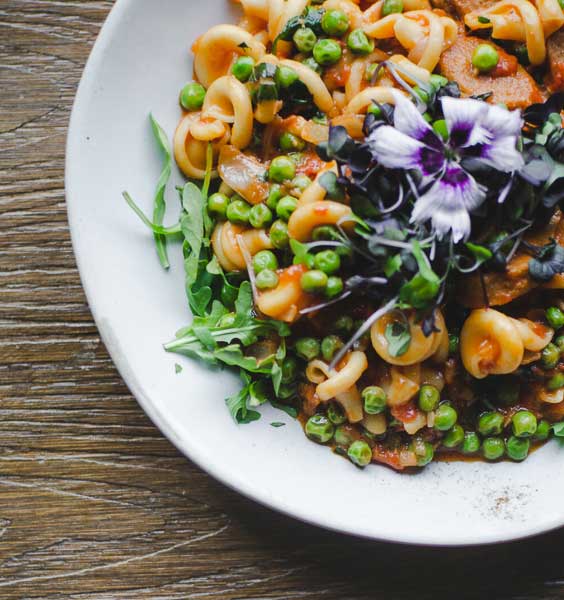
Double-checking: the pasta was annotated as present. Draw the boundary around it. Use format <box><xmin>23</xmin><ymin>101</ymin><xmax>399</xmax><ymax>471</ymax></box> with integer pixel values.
<box><xmin>128</xmin><ymin>0</ymin><xmax>564</xmax><ymax>471</ymax></box>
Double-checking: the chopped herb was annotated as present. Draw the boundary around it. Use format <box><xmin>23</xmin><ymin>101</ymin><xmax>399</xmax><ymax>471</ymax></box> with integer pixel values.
<box><xmin>271</xmin><ymin>422</ymin><xmax>286</xmax><ymax>427</ymax></box>
<box><xmin>385</xmin><ymin>320</ymin><xmax>411</xmax><ymax>357</ymax></box>
<box><xmin>174</xmin><ymin>363</ymin><xmax>183</xmax><ymax>374</ymax></box>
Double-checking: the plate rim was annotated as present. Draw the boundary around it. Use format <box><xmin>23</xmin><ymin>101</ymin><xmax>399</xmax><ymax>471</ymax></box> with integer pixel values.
<box><xmin>65</xmin><ymin>0</ymin><xmax>564</xmax><ymax>546</ymax></box>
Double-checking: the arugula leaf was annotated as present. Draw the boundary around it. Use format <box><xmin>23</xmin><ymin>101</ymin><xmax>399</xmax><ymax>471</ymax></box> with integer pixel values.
<box><xmin>249</xmin><ymin>379</ymin><xmax>270</xmax><ymax>407</ymax></box>
<box><xmin>181</xmin><ymin>183</ymin><xmax>205</xmax><ymax>287</ymax></box>
<box><xmin>214</xmin><ymin>344</ymin><xmax>274</xmax><ymax>373</ymax></box>
<box><xmin>122</xmin><ymin>192</ymin><xmax>182</xmax><ymax>236</ymax></box>
<box><xmin>271</xmin><ymin>422</ymin><xmax>286</xmax><ymax>427</ymax></box>
<box><xmin>186</xmin><ymin>256</ymin><xmax>215</xmax><ymax>316</ymax></box>
<box><xmin>552</xmin><ymin>422</ymin><xmax>564</xmax><ymax>437</ymax></box>
<box><xmin>399</xmin><ymin>241</ymin><xmax>440</xmax><ymax>309</ymax></box>
<box><xmin>149</xmin><ymin>115</ymin><xmax>173</xmax><ymax>269</ymax></box>
<box><xmin>174</xmin><ymin>363</ymin><xmax>183</xmax><ymax>374</ymax></box>
<box><xmin>385</xmin><ymin>320</ymin><xmax>411</xmax><ymax>357</ymax></box>
<box><xmin>290</xmin><ymin>239</ymin><xmax>314</xmax><ymax>268</ymax></box>
<box><xmin>271</xmin><ymin>339</ymin><xmax>287</xmax><ymax>395</ymax></box>
<box><xmin>226</xmin><ymin>372</ymin><xmax>261</xmax><ymax>424</ymax></box>
<box><xmin>270</xmin><ymin>400</ymin><xmax>299</xmax><ymax>418</ymax></box>
<box><xmin>528</xmin><ymin>240</ymin><xmax>564</xmax><ymax>281</ymax></box>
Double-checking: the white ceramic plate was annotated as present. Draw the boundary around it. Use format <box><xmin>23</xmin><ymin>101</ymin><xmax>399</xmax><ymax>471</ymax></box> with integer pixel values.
<box><xmin>66</xmin><ymin>0</ymin><xmax>564</xmax><ymax>545</ymax></box>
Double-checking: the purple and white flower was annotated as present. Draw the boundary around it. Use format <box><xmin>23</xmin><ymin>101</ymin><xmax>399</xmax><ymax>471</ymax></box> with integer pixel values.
<box><xmin>366</xmin><ymin>91</ymin><xmax>524</xmax><ymax>242</ymax></box>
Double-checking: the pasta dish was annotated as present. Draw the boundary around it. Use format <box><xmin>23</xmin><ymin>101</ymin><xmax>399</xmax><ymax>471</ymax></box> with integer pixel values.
<box><xmin>125</xmin><ymin>0</ymin><xmax>564</xmax><ymax>470</ymax></box>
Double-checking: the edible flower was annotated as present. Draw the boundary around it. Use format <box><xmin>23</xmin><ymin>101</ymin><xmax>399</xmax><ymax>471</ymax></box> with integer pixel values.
<box><xmin>367</xmin><ymin>92</ymin><xmax>524</xmax><ymax>242</ymax></box>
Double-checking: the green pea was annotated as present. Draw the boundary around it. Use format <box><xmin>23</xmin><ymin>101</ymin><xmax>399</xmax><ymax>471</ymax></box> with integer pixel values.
<box><xmin>295</xmin><ymin>337</ymin><xmax>320</xmax><ymax>361</ymax></box>
<box><xmin>207</xmin><ymin>192</ymin><xmax>230</xmax><ymax>219</ymax></box>
<box><xmin>292</xmin><ymin>174</ymin><xmax>312</xmax><ymax>192</ymax></box>
<box><xmin>512</xmin><ymin>410</ymin><xmax>537</xmax><ymax>438</ymax></box>
<box><xmin>541</xmin><ymin>343</ymin><xmax>560</xmax><ymax>369</ymax></box>
<box><xmin>347</xmin><ymin>29</ymin><xmax>374</xmax><ymax>55</ymax></box>
<box><xmin>255</xmin><ymin>269</ymin><xmax>279</xmax><ymax>290</ymax></box>
<box><xmin>226</xmin><ymin>199</ymin><xmax>251</xmax><ymax>224</ymax></box>
<box><xmin>276</xmin><ymin>195</ymin><xmax>298</xmax><ymax>221</ymax></box>
<box><xmin>313</xmin><ymin>39</ymin><xmax>342</xmax><ymax>66</ymax></box>
<box><xmin>269</xmin><ymin>219</ymin><xmax>289</xmax><ymax>249</ymax></box>
<box><xmin>305</xmin><ymin>414</ymin><xmax>334</xmax><ymax>443</ymax></box>
<box><xmin>546</xmin><ymin>306</ymin><xmax>564</xmax><ymax>329</ymax></box>
<box><xmin>179</xmin><ymin>82</ymin><xmax>206</xmax><ymax>111</ymax></box>
<box><xmin>249</xmin><ymin>203</ymin><xmax>273</xmax><ymax>229</ymax></box>
<box><xmin>418</xmin><ymin>385</ymin><xmax>440</xmax><ymax>412</ymax></box>
<box><xmin>269</xmin><ymin>156</ymin><xmax>296</xmax><ymax>183</ymax></box>
<box><xmin>347</xmin><ymin>440</ymin><xmax>372</xmax><ymax>467</ymax></box>
<box><xmin>327</xmin><ymin>401</ymin><xmax>347</xmax><ymax>425</ymax></box>
<box><xmin>413</xmin><ymin>86</ymin><xmax>429</xmax><ymax>104</ymax></box>
<box><xmin>448</xmin><ymin>333</ymin><xmax>459</xmax><ymax>355</ymax></box>
<box><xmin>293</xmin><ymin>27</ymin><xmax>317</xmax><ymax>53</ymax></box>
<box><xmin>335</xmin><ymin>424</ymin><xmax>355</xmax><ymax>446</ymax></box>
<box><xmin>275</xmin><ymin>65</ymin><xmax>299</xmax><ymax>88</ymax></box>
<box><xmin>325</xmin><ymin>276</ymin><xmax>344</xmax><ymax>298</ymax></box>
<box><xmin>434</xmin><ymin>403</ymin><xmax>458</xmax><ymax>431</ymax></box>
<box><xmin>321</xmin><ymin>335</ymin><xmax>343</xmax><ymax>362</ymax></box>
<box><xmin>266</xmin><ymin>184</ymin><xmax>283</xmax><ymax>210</ymax></box>
<box><xmin>472</xmin><ymin>43</ymin><xmax>499</xmax><ymax>73</ymax></box>
<box><xmin>506</xmin><ymin>435</ymin><xmax>530</xmax><ymax>461</ymax></box>
<box><xmin>302</xmin><ymin>56</ymin><xmax>323</xmax><ymax>74</ymax></box>
<box><xmin>382</xmin><ymin>0</ymin><xmax>403</xmax><ymax>16</ymax></box>
<box><xmin>415</xmin><ymin>441</ymin><xmax>434</xmax><ymax>467</ymax></box>
<box><xmin>362</xmin><ymin>386</ymin><xmax>387</xmax><ymax>415</ymax></box>
<box><xmin>312</xmin><ymin>225</ymin><xmax>339</xmax><ymax>241</ymax></box>
<box><xmin>462</xmin><ymin>431</ymin><xmax>481</xmax><ymax>454</ymax></box>
<box><xmin>301</xmin><ymin>269</ymin><xmax>328</xmax><ymax>294</ymax></box>
<box><xmin>218</xmin><ymin>312</ymin><xmax>237</xmax><ymax>328</ymax></box>
<box><xmin>548</xmin><ymin>373</ymin><xmax>564</xmax><ymax>390</ymax></box>
<box><xmin>555</xmin><ymin>335</ymin><xmax>564</xmax><ymax>352</ymax></box>
<box><xmin>281</xmin><ymin>357</ymin><xmax>298</xmax><ymax>383</ymax></box>
<box><xmin>432</xmin><ymin>119</ymin><xmax>448</xmax><ymax>141</ymax></box>
<box><xmin>314</xmin><ymin>250</ymin><xmax>341</xmax><ymax>275</ymax></box>
<box><xmin>429</xmin><ymin>73</ymin><xmax>448</xmax><ymax>90</ymax></box>
<box><xmin>477</xmin><ymin>411</ymin><xmax>504</xmax><ymax>436</ymax></box>
<box><xmin>321</xmin><ymin>9</ymin><xmax>350</xmax><ymax>36</ymax></box>
<box><xmin>535</xmin><ymin>419</ymin><xmax>551</xmax><ymax>441</ymax></box>
<box><xmin>231</xmin><ymin>56</ymin><xmax>255</xmax><ymax>82</ymax></box>
<box><xmin>482</xmin><ymin>437</ymin><xmax>505</xmax><ymax>461</ymax></box>
<box><xmin>279</xmin><ymin>132</ymin><xmax>306</xmax><ymax>152</ymax></box>
<box><xmin>252</xmin><ymin>250</ymin><xmax>278</xmax><ymax>273</ymax></box>
<box><xmin>442</xmin><ymin>424</ymin><xmax>464</xmax><ymax>448</ymax></box>
<box><xmin>335</xmin><ymin>315</ymin><xmax>354</xmax><ymax>333</ymax></box>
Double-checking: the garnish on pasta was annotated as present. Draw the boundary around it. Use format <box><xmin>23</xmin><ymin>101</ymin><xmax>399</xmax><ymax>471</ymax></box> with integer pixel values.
<box><xmin>124</xmin><ymin>0</ymin><xmax>564</xmax><ymax>470</ymax></box>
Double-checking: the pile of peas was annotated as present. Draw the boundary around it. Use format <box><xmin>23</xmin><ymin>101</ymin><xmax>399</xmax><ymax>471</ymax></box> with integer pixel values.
<box><xmin>543</xmin><ymin>305</ymin><xmax>564</xmax><ymax>389</ymax></box>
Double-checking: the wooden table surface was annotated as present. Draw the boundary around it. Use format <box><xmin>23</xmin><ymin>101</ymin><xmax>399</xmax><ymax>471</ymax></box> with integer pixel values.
<box><xmin>3</xmin><ymin>1</ymin><xmax>564</xmax><ymax>598</ymax></box>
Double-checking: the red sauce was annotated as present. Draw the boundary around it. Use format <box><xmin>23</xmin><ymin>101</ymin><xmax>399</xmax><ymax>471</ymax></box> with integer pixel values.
<box><xmin>490</xmin><ymin>50</ymin><xmax>518</xmax><ymax>78</ymax></box>
<box><xmin>324</xmin><ymin>59</ymin><xmax>351</xmax><ymax>90</ymax></box>
<box><xmin>372</xmin><ymin>445</ymin><xmax>405</xmax><ymax>471</ymax></box>
<box><xmin>391</xmin><ymin>401</ymin><xmax>418</xmax><ymax>423</ymax></box>
<box><xmin>296</xmin><ymin>152</ymin><xmax>325</xmax><ymax>177</ymax></box>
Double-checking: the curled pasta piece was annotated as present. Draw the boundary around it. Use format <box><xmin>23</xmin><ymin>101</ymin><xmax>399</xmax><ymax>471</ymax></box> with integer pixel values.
<box><xmin>279</xmin><ymin>59</ymin><xmax>338</xmax><ymax>117</ymax></box>
<box><xmin>194</xmin><ymin>25</ymin><xmax>265</xmax><ymax>88</ymax></box>
<box><xmin>235</xmin><ymin>0</ymin><xmax>270</xmax><ymax>21</ymax></box>
<box><xmin>384</xmin><ymin>364</ymin><xmax>421</xmax><ymax>407</ymax></box>
<box><xmin>288</xmin><ymin>200</ymin><xmax>353</xmax><ymax>241</ymax></box>
<box><xmin>345</xmin><ymin>86</ymin><xmax>401</xmax><ymax>114</ymax></box>
<box><xmin>511</xmin><ymin>318</ymin><xmax>554</xmax><ymax>351</ymax></box>
<box><xmin>365</xmin><ymin>10</ymin><xmax>457</xmax><ymax>72</ymax></box>
<box><xmin>218</xmin><ymin>145</ymin><xmax>270</xmax><ymax>205</ymax></box>
<box><xmin>363</xmin><ymin>0</ymin><xmax>431</xmax><ymax>25</ymax></box>
<box><xmin>174</xmin><ymin>113</ymin><xmax>229</xmax><ymax>179</ymax></box>
<box><xmin>202</xmin><ymin>76</ymin><xmax>254</xmax><ymax>149</ymax></box>
<box><xmin>254</xmin><ymin>99</ymin><xmax>283</xmax><ymax>124</ymax></box>
<box><xmin>388</xmin><ymin>54</ymin><xmax>432</xmax><ymax>85</ymax></box>
<box><xmin>256</xmin><ymin>264</ymin><xmax>309</xmax><ymax>322</ymax></box>
<box><xmin>539</xmin><ymin>386</ymin><xmax>564</xmax><ymax>404</ymax></box>
<box><xmin>299</xmin><ymin>161</ymin><xmax>338</xmax><ymax>205</ymax></box>
<box><xmin>403</xmin><ymin>411</ymin><xmax>427</xmax><ymax>435</ymax></box>
<box><xmin>211</xmin><ymin>222</ymin><xmax>272</xmax><ymax>272</ymax></box>
<box><xmin>268</xmin><ymin>0</ymin><xmax>309</xmax><ymax>40</ymax></box>
<box><xmin>306</xmin><ymin>359</ymin><xmax>330</xmax><ymax>384</ymax></box>
<box><xmin>465</xmin><ymin>0</ymin><xmax>554</xmax><ymax>66</ymax></box>
<box><xmin>334</xmin><ymin>385</ymin><xmax>364</xmax><ymax>422</ymax></box>
<box><xmin>371</xmin><ymin>310</ymin><xmax>446</xmax><ymax>366</ymax></box>
<box><xmin>317</xmin><ymin>350</ymin><xmax>368</xmax><ymax>397</ymax></box>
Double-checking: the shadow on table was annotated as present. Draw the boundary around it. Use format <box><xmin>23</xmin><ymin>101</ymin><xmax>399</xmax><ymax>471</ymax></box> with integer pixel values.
<box><xmin>226</xmin><ymin>495</ymin><xmax>563</xmax><ymax>600</ymax></box>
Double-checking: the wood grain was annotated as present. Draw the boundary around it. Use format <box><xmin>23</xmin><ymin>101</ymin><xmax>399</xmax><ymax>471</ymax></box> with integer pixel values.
<box><xmin>2</xmin><ymin>1</ymin><xmax>564</xmax><ymax>598</ymax></box>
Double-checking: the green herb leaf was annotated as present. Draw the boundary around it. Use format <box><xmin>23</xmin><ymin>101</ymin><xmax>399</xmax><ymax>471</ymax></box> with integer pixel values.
<box><xmin>552</xmin><ymin>422</ymin><xmax>564</xmax><ymax>436</ymax></box>
<box><xmin>214</xmin><ymin>344</ymin><xmax>274</xmax><ymax>373</ymax></box>
<box><xmin>271</xmin><ymin>422</ymin><xmax>286</xmax><ymax>427</ymax></box>
<box><xmin>290</xmin><ymin>239</ymin><xmax>314</xmax><ymax>267</ymax></box>
<box><xmin>249</xmin><ymin>379</ymin><xmax>270</xmax><ymax>407</ymax></box>
<box><xmin>319</xmin><ymin>171</ymin><xmax>345</xmax><ymax>201</ymax></box>
<box><xmin>385</xmin><ymin>320</ymin><xmax>411</xmax><ymax>357</ymax></box>
<box><xmin>174</xmin><ymin>363</ymin><xmax>183</xmax><ymax>374</ymax></box>
<box><xmin>181</xmin><ymin>183</ymin><xmax>205</xmax><ymax>287</ymax></box>
<box><xmin>399</xmin><ymin>241</ymin><xmax>440</xmax><ymax>309</ymax></box>
<box><xmin>226</xmin><ymin>372</ymin><xmax>261</xmax><ymax>424</ymax></box>
<box><xmin>149</xmin><ymin>114</ymin><xmax>173</xmax><ymax>269</ymax></box>
<box><xmin>384</xmin><ymin>254</ymin><xmax>402</xmax><ymax>278</ymax></box>
<box><xmin>477</xmin><ymin>15</ymin><xmax>490</xmax><ymax>23</ymax></box>
<box><xmin>270</xmin><ymin>400</ymin><xmax>299</xmax><ymax>418</ymax></box>
<box><xmin>465</xmin><ymin>242</ymin><xmax>493</xmax><ymax>263</ymax></box>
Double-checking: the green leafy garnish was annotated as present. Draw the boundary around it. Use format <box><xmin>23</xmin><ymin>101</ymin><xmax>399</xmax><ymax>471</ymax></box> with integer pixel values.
<box><xmin>174</xmin><ymin>363</ymin><xmax>183</xmax><ymax>374</ymax></box>
<box><xmin>226</xmin><ymin>372</ymin><xmax>261</xmax><ymax>424</ymax></box>
<box><xmin>399</xmin><ymin>241</ymin><xmax>440</xmax><ymax>309</ymax></box>
<box><xmin>552</xmin><ymin>422</ymin><xmax>564</xmax><ymax>437</ymax></box>
<box><xmin>271</xmin><ymin>422</ymin><xmax>286</xmax><ymax>427</ymax></box>
<box><xmin>385</xmin><ymin>320</ymin><xmax>411</xmax><ymax>357</ymax></box>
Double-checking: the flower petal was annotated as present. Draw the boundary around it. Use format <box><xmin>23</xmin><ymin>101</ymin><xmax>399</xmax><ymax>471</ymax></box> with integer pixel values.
<box><xmin>411</xmin><ymin>163</ymin><xmax>486</xmax><ymax>242</ymax></box>
<box><xmin>479</xmin><ymin>136</ymin><xmax>525</xmax><ymax>172</ymax></box>
<box><xmin>480</xmin><ymin>103</ymin><xmax>523</xmax><ymax>139</ymax></box>
<box><xmin>392</xmin><ymin>91</ymin><xmax>439</xmax><ymax>147</ymax></box>
<box><xmin>367</xmin><ymin>125</ymin><xmax>429</xmax><ymax>170</ymax></box>
<box><xmin>441</xmin><ymin>97</ymin><xmax>488</xmax><ymax>148</ymax></box>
